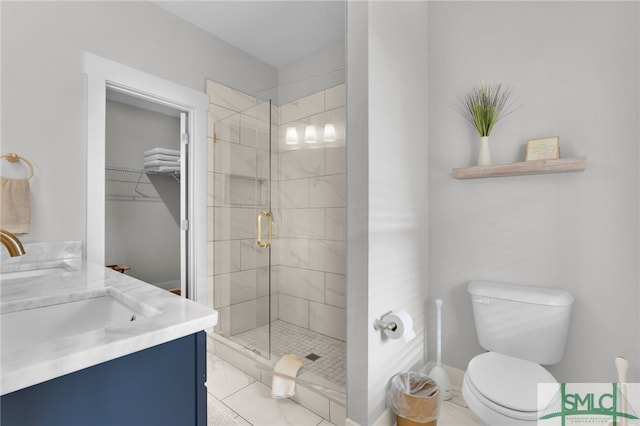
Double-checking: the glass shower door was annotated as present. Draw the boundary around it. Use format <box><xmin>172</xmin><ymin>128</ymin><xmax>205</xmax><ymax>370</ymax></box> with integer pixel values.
<box><xmin>245</xmin><ymin>98</ymin><xmax>273</xmax><ymax>357</ymax></box>
<box><xmin>208</xmin><ymin>79</ymin><xmax>272</xmax><ymax>358</ymax></box>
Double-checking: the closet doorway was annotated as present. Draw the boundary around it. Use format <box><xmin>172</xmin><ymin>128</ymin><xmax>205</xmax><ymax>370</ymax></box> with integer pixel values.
<box><xmin>104</xmin><ymin>92</ymin><xmax>185</xmax><ymax>294</ymax></box>
<box><xmin>85</xmin><ymin>53</ymin><xmax>210</xmax><ymax>303</ymax></box>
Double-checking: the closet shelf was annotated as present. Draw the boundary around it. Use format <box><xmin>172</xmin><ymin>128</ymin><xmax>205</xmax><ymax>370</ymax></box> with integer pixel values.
<box><xmin>452</xmin><ymin>157</ymin><xmax>586</xmax><ymax>180</ymax></box>
<box><xmin>105</xmin><ymin>166</ymin><xmax>179</xmax><ymax>201</ymax></box>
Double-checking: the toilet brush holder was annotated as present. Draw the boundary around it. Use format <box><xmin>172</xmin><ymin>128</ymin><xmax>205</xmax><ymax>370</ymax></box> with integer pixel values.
<box><xmin>428</xmin><ymin>299</ymin><xmax>452</xmax><ymax>400</ymax></box>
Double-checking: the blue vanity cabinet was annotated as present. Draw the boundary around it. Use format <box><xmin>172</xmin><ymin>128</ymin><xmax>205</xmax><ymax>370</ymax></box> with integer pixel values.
<box><xmin>1</xmin><ymin>331</ymin><xmax>207</xmax><ymax>426</ymax></box>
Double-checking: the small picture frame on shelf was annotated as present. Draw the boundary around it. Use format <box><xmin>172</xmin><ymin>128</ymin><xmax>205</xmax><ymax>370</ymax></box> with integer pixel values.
<box><xmin>525</xmin><ymin>136</ymin><xmax>560</xmax><ymax>161</ymax></box>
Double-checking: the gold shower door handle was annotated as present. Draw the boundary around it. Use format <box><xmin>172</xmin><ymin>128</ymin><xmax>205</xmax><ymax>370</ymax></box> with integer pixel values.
<box><xmin>257</xmin><ymin>211</ymin><xmax>272</xmax><ymax>248</ymax></box>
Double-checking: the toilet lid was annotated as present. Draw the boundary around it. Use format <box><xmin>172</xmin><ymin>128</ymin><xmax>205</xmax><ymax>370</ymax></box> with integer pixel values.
<box><xmin>467</xmin><ymin>352</ymin><xmax>556</xmax><ymax>413</ymax></box>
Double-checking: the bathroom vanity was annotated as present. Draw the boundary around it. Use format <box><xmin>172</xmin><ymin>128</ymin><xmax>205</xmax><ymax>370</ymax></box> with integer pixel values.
<box><xmin>0</xmin><ymin>242</ymin><xmax>218</xmax><ymax>426</ymax></box>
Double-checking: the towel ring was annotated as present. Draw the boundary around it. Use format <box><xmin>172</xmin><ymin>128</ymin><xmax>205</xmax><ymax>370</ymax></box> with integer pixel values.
<box><xmin>1</xmin><ymin>153</ymin><xmax>34</xmax><ymax>180</ymax></box>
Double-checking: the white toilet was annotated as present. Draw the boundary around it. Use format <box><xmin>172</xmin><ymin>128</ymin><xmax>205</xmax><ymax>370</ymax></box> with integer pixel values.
<box><xmin>462</xmin><ymin>280</ymin><xmax>574</xmax><ymax>425</ymax></box>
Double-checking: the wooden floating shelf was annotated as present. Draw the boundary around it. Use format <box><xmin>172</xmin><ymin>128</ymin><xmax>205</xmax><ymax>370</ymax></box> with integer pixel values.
<box><xmin>452</xmin><ymin>157</ymin><xmax>586</xmax><ymax>180</ymax></box>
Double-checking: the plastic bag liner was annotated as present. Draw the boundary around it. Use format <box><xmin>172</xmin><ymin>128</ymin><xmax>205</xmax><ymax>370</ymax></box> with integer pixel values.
<box><xmin>387</xmin><ymin>372</ymin><xmax>440</xmax><ymax>426</ymax></box>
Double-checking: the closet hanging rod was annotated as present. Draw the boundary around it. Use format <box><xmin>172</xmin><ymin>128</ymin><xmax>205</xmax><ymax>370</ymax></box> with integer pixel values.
<box><xmin>106</xmin><ymin>165</ymin><xmax>180</xmax><ymax>178</ymax></box>
<box><xmin>1</xmin><ymin>153</ymin><xmax>34</xmax><ymax>180</ymax></box>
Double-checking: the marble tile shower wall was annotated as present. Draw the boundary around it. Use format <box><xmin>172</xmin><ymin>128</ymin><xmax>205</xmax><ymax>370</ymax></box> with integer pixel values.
<box><xmin>206</xmin><ymin>80</ymin><xmax>277</xmax><ymax>339</ymax></box>
<box><xmin>206</xmin><ymin>80</ymin><xmax>346</xmax><ymax>343</ymax></box>
<box><xmin>276</xmin><ymin>84</ymin><xmax>346</xmax><ymax>341</ymax></box>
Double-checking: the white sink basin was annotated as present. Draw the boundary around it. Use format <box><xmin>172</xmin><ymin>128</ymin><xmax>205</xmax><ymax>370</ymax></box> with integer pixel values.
<box><xmin>1</xmin><ymin>294</ymin><xmax>151</xmax><ymax>354</ymax></box>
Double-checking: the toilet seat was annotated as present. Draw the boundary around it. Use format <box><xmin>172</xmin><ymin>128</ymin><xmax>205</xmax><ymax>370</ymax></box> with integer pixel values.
<box><xmin>463</xmin><ymin>352</ymin><xmax>557</xmax><ymax>424</ymax></box>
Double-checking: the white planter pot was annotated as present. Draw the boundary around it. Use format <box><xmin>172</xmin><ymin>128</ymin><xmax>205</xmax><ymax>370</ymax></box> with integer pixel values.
<box><xmin>478</xmin><ymin>136</ymin><xmax>491</xmax><ymax>166</ymax></box>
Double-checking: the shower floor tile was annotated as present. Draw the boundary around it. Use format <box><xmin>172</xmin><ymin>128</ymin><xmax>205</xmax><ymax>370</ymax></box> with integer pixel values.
<box><xmin>229</xmin><ymin>320</ymin><xmax>346</xmax><ymax>387</ymax></box>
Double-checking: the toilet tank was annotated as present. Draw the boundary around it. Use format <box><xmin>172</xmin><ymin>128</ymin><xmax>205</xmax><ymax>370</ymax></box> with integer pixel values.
<box><xmin>468</xmin><ymin>281</ymin><xmax>574</xmax><ymax>365</ymax></box>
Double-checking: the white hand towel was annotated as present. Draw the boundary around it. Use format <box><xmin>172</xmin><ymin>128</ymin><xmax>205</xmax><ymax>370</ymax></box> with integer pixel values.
<box><xmin>271</xmin><ymin>373</ymin><xmax>297</xmax><ymax>399</ymax></box>
<box><xmin>143</xmin><ymin>153</ymin><xmax>181</xmax><ymax>162</ymax></box>
<box><xmin>0</xmin><ymin>177</ymin><xmax>31</xmax><ymax>234</ymax></box>
<box><xmin>271</xmin><ymin>354</ymin><xmax>304</xmax><ymax>399</ymax></box>
<box><xmin>143</xmin><ymin>147</ymin><xmax>180</xmax><ymax>157</ymax></box>
<box><xmin>143</xmin><ymin>159</ymin><xmax>181</xmax><ymax>168</ymax></box>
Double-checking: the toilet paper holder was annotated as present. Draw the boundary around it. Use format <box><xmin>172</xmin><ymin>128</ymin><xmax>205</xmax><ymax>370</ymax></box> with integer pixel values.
<box><xmin>373</xmin><ymin>311</ymin><xmax>397</xmax><ymax>331</ymax></box>
<box><xmin>373</xmin><ymin>310</ymin><xmax>416</xmax><ymax>342</ymax></box>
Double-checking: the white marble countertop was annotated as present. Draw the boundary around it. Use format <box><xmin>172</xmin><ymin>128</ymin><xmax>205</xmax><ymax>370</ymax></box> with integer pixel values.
<box><xmin>0</xmin><ymin>241</ymin><xmax>218</xmax><ymax>395</ymax></box>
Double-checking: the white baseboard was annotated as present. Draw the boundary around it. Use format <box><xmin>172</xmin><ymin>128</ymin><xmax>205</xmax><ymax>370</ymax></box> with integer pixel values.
<box><xmin>372</xmin><ymin>407</ymin><xmax>395</xmax><ymax>426</ymax></box>
<box><xmin>345</xmin><ymin>407</ymin><xmax>394</xmax><ymax>426</ymax></box>
<box><xmin>421</xmin><ymin>362</ymin><xmax>465</xmax><ymax>390</ymax></box>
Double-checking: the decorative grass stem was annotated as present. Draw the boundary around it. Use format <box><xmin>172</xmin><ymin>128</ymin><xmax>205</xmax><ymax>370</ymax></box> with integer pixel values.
<box><xmin>459</xmin><ymin>82</ymin><xmax>514</xmax><ymax>137</ymax></box>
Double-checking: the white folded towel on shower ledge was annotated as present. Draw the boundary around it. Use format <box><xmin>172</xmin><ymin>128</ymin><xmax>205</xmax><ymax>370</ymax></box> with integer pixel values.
<box><xmin>271</xmin><ymin>354</ymin><xmax>304</xmax><ymax>399</ymax></box>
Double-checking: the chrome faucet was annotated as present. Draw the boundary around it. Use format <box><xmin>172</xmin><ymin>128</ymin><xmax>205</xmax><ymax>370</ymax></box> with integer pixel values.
<box><xmin>0</xmin><ymin>228</ymin><xmax>25</xmax><ymax>257</ymax></box>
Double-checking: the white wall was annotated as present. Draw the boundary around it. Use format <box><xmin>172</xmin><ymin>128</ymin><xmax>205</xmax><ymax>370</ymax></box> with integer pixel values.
<box><xmin>346</xmin><ymin>2</ymin><xmax>371</xmax><ymax>423</ymax></box>
<box><xmin>347</xmin><ymin>2</ymin><xmax>639</xmax><ymax>423</ymax></box>
<box><xmin>428</xmin><ymin>1</ymin><xmax>640</xmax><ymax>383</ymax></box>
<box><xmin>347</xmin><ymin>2</ymin><xmax>429</xmax><ymax>424</ymax></box>
<box><xmin>1</xmin><ymin>1</ymin><xmax>277</xmax><ymax>245</ymax></box>
<box><xmin>277</xmin><ymin>39</ymin><xmax>346</xmax><ymax>105</ymax></box>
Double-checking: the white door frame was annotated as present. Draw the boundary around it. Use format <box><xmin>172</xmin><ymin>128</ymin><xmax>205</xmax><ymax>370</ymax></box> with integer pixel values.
<box><xmin>84</xmin><ymin>52</ymin><xmax>209</xmax><ymax>304</ymax></box>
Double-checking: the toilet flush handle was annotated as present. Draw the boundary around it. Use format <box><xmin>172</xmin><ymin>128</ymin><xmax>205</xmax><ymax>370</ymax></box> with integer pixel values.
<box><xmin>473</xmin><ymin>297</ymin><xmax>490</xmax><ymax>305</ymax></box>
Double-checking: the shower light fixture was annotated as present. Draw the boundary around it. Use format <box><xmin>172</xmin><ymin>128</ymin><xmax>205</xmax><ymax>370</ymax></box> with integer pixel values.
<box><xmin>285</xmin><ymin>127</ymin><xmax>298</xmax><ymax>145</ymax></box>
<box><xmin>323</xmin><ymin>123</ymin><xmax>336</xmax><ymax>142</ymax></box>
<box><xmin>305</xmin><ymin>125</ymin><xmax>317</xmax><ymax>144</ymax></box>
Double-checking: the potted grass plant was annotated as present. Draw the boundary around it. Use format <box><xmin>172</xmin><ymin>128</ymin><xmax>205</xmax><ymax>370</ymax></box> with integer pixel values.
<box><xmin>459</xmin><ymin>82</ymin><xmax>514</xmax><ymax>166</ymax></box>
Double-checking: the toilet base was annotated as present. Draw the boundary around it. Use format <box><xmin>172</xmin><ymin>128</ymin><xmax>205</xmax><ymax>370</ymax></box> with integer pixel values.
<box><xmin>462</xmin><ymin>374</ymin><xmax>537</xmax><ymax>426</ymax></box>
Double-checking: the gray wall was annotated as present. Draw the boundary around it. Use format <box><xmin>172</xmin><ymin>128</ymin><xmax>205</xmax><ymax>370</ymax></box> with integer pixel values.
<box><xmin>348</xmin><ymin>2</ymin><xmax>639</xmax><ymax>423</ymax></box>
<box><xmin>5</xmin><ymin>1</ymin><xmax>639</xmax><ymax>424</ymax></box>
<box><xmin>347</xmin><ymin>2</ymin><xmax>430</xmax><ymax>424</ymax></box>
<box><xmin>428</xmin><ymin>1</ymin><xmax>640</xmax><ymax>383</ymax></box>
<box><xmin>277</xmin><ymin>39</ymin><xmax>346</xmax><ymax>105</ymax></box>
<box><xmin>105</xmin><ymin>100</ymin><xmax>180</xmax><ymax>288</ymax></box>
<box><xmin>1</xmin><ymin>1</ymin><xmax>277</xmax><ymax>245</ymax></box>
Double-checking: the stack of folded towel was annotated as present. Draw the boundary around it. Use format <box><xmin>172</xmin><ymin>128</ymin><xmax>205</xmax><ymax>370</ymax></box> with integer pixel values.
<box><xmin>143</xmin><ymin>147</ymin><xmax>181</xmax><ymax>173</ymax></box>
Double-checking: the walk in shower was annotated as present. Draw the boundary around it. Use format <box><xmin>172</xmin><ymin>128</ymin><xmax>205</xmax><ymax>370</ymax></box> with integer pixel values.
<box><xmin>206</xmin><ymin>79</ymin><xmax>347</xmax><ymax>398</ymax></box>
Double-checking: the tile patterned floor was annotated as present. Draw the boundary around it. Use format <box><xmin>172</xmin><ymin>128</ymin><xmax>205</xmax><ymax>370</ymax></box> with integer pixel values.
<box><xmin>229</xmin><ymin>320</ymin><xmax>346</xmax><ymax>387</ymax></box>
<box><xmin>439</xmin><ymin>392</ymin><xmax>483</xmax><ymax>425</ymax></box>
<box><xmin>205</xmin><ymin>349</ymin><xmax>335</xmax><ymax>426</ymax></box>
<box><xmin>205</xmin><ymin>342</ymin><xmax>482</xmax><ymax>426</ymax></box>
<box><xmin>210</xmin><ymin>324</ymin><xmax>481</xmax><ymax>426</ymax></box>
